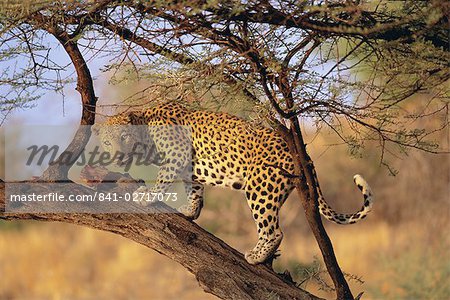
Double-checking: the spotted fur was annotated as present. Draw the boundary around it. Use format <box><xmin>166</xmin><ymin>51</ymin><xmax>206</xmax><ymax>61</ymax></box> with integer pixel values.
<box><xmin>94</xmin><ymin>102</ymin><xmax>374</xmax><ymax>264</ymax></box>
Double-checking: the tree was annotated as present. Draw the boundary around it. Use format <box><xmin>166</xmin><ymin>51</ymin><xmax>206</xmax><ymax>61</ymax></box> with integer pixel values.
<box><xmin>1</xmin><ymin>1</ymin><xmax>448</xmax><ymax>299</ymax></box>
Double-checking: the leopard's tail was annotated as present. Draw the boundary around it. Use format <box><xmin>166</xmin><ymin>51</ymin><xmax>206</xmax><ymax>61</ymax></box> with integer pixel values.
<box><xmin>318</xmin><ymin>174</ymin><xmax>374</xmax><ymax>224</ymax></box>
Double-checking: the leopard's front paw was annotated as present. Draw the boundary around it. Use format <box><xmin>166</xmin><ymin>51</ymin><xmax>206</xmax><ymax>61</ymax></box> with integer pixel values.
<box><xmin>178</xmin><ymin>204</ymin><xmax>200</xmax><ymax>220</ymax></box>
<box><xmin>244</xmin><ymin>250</ymin><xmax>262</xmax><ymax>265</ymax></box>
<box><xmin>134</xmin><ymin>186</ymin><xmax>151</xmax><ymax>206</ymax></box>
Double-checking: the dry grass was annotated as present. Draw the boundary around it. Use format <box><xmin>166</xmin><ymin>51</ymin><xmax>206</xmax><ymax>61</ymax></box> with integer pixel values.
<box><xmin>0</xmin><ymin>221</ymin><xmax>215</xmax><ymax>300</ymax></box>
<box><xmin>276</xmin><ymin>219</ymin><xmax>450</xmax><ymax>299</ymax></box>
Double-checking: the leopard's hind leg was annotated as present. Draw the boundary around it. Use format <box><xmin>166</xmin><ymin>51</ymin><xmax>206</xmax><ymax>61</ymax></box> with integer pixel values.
<box><xmin>244</xmin><ymin>168</ymin><xmax>293</xmax><ymax>265</ymax></box>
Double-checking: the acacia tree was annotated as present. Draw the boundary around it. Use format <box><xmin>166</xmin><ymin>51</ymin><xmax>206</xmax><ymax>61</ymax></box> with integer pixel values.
<box><xmin>1</xmin><ymin>1</ymin><xmax>448</xmax><ymax>299</ymax></box>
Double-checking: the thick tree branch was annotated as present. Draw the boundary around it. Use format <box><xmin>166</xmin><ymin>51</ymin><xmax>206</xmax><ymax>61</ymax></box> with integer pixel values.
<box><xmin>0</xmin><ymin>179</ymin><xmax>321</xmax><ymax>300</ymax></box>
<box><xmin>206</xmin><ymin>1</ymin><xmax>449</xmax><ymax>50</ymax></box>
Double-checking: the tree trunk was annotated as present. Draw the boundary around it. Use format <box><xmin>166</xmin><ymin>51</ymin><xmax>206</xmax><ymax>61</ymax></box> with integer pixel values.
<box><xmin>280</xmin><ymin>119</ymin><xmax>354</xmax><ymax>300</ymax></box>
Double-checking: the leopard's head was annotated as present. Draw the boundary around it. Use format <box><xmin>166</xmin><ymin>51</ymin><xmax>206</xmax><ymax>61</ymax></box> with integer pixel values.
<box><xmin>92</xmin><ymin>113</ymin><xmax>163</xmax><ymax>167</ymax></box>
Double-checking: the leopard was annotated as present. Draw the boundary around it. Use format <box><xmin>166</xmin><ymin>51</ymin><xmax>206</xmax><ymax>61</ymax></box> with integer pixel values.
<box><xmin>92</xmin><ymin>102</ymin><xmax>374</xmax><ymax>265</ymax></box>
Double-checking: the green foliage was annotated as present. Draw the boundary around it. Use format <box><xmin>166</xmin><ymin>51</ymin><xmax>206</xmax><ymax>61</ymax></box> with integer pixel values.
<box><xmin>105</xmin><ymin>62</ymin><xmax>262</xmax><ymax>118</ymax></box>
<box><xmin>0</xmin><ymin>0</ymin><xmax>51</xmax><ymax>21</ymax></box>
<box><xmin>0</xmin><ymin>0</ymin><xmax>448</xmax><ymax>158</ymax></box>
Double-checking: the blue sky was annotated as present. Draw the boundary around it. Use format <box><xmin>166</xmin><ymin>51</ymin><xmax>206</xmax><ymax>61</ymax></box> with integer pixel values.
<box><xmin>0</xmin><ymin>33</ymin><xmax>114</xmax><ymax>126</ymax></box>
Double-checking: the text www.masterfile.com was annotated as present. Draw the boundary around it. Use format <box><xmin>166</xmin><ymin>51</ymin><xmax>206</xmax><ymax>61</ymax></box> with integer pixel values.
<box><xmin>8</xmin><ymin>192</ymin><xmax>179</xmax><ymax>203</ymax></box>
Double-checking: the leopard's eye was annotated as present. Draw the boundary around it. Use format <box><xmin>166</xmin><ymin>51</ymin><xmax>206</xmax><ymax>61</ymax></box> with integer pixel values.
<box><xmin>121</xmin><ymin>133</ymin><xmax>130</xmax><ymax>141</ymax></box>
<box><xmin>104</xmin><ymin>141</ymin><xmax>111</xmax><ymax>146</ymax></box>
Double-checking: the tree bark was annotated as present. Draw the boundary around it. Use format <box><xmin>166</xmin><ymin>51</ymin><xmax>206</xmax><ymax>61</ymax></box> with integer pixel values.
<box><xmin>289</xmin><ymin>122</ymin><xmax>353</xmax><ymax>300</ymax></box>
<box><xmin>28</xmin><ymin>13</ymin><xmax>98</xmax><ymax>181</ymax></box>
<box><xmin>277</xmin><ymin>121</ymin><xmax>354</xmax><ymax>300</ymax></box>
<box><xmin>0</xmin><ymin>178</ymin><xmax>322</xmax><ymax>300</ymax></box>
